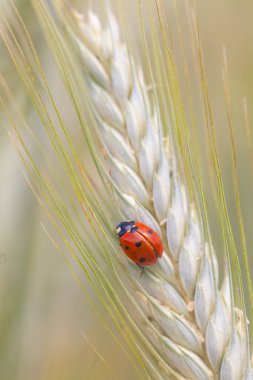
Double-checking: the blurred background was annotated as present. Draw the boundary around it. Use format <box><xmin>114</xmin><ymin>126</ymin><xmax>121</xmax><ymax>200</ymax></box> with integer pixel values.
<box><xmin>1</xmin><ymin>0</ymin><xmax>253</xmax><ymax>379</ymax></box>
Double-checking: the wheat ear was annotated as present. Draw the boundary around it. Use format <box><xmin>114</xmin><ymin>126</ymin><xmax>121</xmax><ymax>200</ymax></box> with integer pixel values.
<box><xmin>67</xmin><ymin>6</ymin><xmax>252</xmax><ymax>380</ymax></box>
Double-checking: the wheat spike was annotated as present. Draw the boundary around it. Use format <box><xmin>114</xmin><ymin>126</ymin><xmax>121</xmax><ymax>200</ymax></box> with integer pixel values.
<box><xmin>67</xmin><ymin>5</ymin><xmax>252</xmax><ymax>380</ymax></box>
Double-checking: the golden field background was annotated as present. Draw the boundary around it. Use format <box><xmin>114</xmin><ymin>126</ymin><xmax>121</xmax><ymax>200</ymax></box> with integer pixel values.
<box><xmin>1</xmin><ymin>1</ymin><xmax>253</xmax><ymax>379</ymax></box>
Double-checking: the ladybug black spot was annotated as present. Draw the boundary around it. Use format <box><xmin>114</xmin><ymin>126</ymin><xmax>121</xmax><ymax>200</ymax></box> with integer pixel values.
<box><xmin>135</xmin><ymin>242</ymin><xmax>142</xmax><ymax>248</ymax></box>
<box><xmin>148</xmin><ymin>229</ymin><xmax>153</xmax><ymax>235</ymax></box>
<box><xmin>125</xmin><ymin>246</ymin><xmax>129</xmax><ymax>250</ymax></box>
<box><xmin>130</xmin><ymin>226</ymin><xmax>138</xmax><ymax>233</ymax></box>
<box><xmin>140</xmin><ymin>258</ymin><xmax>146</xmax><ymax>263</ymax></box>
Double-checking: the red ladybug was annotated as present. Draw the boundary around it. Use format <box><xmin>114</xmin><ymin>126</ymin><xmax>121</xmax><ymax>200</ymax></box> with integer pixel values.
<box><xmin>116</xmin><ymin>221</ymin><xmax>163</xmax><ymax>266</ymax></box>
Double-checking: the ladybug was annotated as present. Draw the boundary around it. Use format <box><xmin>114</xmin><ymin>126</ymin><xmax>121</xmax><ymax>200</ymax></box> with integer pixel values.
<box><xmin>116</xmin><ymin>221</ymin><xmax>163</xmax><ymax>267</ymax></box>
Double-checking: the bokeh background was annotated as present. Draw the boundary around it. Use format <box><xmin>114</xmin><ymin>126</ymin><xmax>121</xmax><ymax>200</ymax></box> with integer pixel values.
<box><xmin>1</xmin><ymin>1</ymin><xmax>253</xmax><ymax>379</ymax></box>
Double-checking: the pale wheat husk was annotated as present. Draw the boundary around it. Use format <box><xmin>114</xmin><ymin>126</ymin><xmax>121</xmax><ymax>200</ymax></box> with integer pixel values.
<box><xmin>68</xmin><ymin>6</ymin><xmax>252</xmax><ymax>380</ymax></box>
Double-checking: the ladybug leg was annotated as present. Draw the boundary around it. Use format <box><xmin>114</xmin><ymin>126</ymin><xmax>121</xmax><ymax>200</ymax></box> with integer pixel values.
<box><xmin>154</xmin><ymin>249</ymin><xmax>159</xmax><ymax>260</ymax></box>
<box><xmin>136</xmin><ymin>264</ymin><xmax>145</xmax><ymax>277</ymax></box>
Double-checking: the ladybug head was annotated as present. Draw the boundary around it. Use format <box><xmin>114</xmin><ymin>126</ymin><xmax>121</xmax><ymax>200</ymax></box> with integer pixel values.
<box><xmin>116</xmin><ymin>221</ymin><xmax>135</xmax><ymax>237</ymax></box>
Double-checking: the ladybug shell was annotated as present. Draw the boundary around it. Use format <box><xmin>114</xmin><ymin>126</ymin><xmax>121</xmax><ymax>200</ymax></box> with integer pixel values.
<box><xmin>119</xmin><ymin>222</ymin><xmax>163</xmax><ymax>266</ymax></box>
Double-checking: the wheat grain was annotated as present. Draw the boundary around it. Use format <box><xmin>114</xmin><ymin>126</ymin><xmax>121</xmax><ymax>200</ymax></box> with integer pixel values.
<box><xmin>67</xmin><ymin>5</ymin><xmax>252</xmax><ymax>380</ymax></box>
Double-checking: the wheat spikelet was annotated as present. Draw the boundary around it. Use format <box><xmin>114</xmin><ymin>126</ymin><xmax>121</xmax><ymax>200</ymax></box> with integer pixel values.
<box><xmin>66</xmin><ymin>5</ymin><xmax>252</xmax><ymax>380</ymax></box>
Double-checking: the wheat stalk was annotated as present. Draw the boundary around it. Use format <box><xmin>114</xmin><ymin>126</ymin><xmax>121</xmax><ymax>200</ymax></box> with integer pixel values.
<box><xmin>51</xmin><ymin>3</ymin><xmax>252</xmax><ymax>379</ymax></box>
<box><xmin>65</xmin><ymin>5</ymin><xmax>253</xmax><ymax>380</ymax></box>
